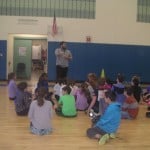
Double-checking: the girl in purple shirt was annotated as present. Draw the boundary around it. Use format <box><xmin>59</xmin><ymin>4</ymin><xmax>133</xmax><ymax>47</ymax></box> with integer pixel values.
<box><xmin>8</xmin><ymin>72</ymin><xmax>17</xmax><ymax>100</ymax></box>
<box><xmin>75</xmin><ymin>83</ymin><xmax>90</xmax><ymax>111</ymax></box>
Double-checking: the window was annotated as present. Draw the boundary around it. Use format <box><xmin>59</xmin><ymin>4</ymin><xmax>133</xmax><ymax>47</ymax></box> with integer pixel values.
<box><xmin>0</xmin><ymin>0</ymin><xmax>96</xmax><ymax>19</ymax></box>
<box><xmin>137</xmin><ymin>0</ymin><xmax>150</xmax><ymax>23</ymax></box>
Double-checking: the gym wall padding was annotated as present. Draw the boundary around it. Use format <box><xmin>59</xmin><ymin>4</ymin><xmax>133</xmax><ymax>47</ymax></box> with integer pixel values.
<box><xmin>48</xmin><ymin>41</ymin><xmax>150</xmax><ymax>83</ymax></box>
<box><xmin>0</xmin><ymin>40</ymin><xmax>7</xmax><ymax>80</ymax></box>
<box><xmin>1</xmin><ymin>40</ymin><xmax>149</xmax><ymax>82</ymax></box>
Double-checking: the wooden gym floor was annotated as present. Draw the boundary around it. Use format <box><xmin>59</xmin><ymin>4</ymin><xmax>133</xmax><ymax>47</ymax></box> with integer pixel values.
<box><xmin>0</xmin><ymin>81</ymin><xmax>150</xmax><ymax>150</ymax></box>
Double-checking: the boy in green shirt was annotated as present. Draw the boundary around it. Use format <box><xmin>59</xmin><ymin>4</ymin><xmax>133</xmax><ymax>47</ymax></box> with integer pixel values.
<box><xmin>55</xmin><ymin>85</ymin><xmax>77</xmax><ymax>117</ymax></box>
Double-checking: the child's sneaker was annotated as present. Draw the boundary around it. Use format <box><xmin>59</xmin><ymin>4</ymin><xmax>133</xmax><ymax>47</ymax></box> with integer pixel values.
<box><xmin>109</xmin><ymin>133</ymin><xmax>116</xmax><ymax>139</ymax></box>
<box><xmin>99</xmin><ymin>134</ymin><xmax>109</xmax><ymax>145</ymax></box>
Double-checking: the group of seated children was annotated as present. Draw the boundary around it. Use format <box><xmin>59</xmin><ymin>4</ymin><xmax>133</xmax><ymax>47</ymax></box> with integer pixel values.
<box><xmin>7</xmin><ymin>72</ymin><xmax>55</xmax><ymax>135</ymax></box>
<box><xmin>8</xmin><ymin>72</ymin><xmax>32</xmax><ymax>115</ymax></box>
<box><xmin>7</xmin><ymin>72</ymin><xmax>143</xmax><ymax>144</ymax></box>
<box><xmin>85</xmin><ymin>73</ymin><xmax>139</xmax><ymax>120</ymax></box>
<box><xmin>7</xmin><ymin>72</ymin><xmax>78</xmax><ymax>135</ymax></box>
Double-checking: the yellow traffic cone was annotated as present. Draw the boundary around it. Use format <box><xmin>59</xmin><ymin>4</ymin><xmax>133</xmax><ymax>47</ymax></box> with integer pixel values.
<box><xmin>100</xmin><ymin>68</ymin><xmax>105</xmax><ymax>78</ymax></box>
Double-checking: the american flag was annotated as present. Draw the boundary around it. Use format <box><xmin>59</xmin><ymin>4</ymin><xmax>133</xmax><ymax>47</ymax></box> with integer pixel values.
<box><xmin>52</xmin><ymin>13</ymin><xmax>57</xmax><ymax>36</ymax></box>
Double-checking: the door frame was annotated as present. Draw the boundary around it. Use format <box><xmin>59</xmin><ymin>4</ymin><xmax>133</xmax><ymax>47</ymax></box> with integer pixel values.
<box><xmin>7</xmin><ymin>34</ymin><xmax>47</xmax><ymax>79</ymax></box>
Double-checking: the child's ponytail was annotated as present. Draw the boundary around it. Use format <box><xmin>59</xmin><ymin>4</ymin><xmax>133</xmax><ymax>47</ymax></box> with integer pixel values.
<box><xmin>37</xmin><ymin>87</ymin><xmax>47</xmax><ymax>106</ymax></box>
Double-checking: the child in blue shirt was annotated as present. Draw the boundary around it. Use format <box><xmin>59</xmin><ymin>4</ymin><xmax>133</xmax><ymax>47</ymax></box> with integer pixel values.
<box><xmin>86</xmin><ymin>90</ymin><xmax>121</xmax><ymax>145</ymax></box>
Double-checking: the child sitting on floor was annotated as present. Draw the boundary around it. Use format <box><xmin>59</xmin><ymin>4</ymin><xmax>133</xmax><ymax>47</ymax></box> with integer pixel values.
<box><xmin>142</xmin><ymin>85</ymin><xmax>150</xmax><ymax>104</ymax></box>
<box><xmin>53</xmin><ymin>80</ymin><xmax>62</xmax><ymax>101</ymax></box>
<box><xmin>15</xmin><ymin>82</ymin><xmax>32</xmax><ymax>116</ymax></box>
<box><xmin>111</xmin><ymin>73</ymin><xmax>126</xmax><ymax>106</ymax></box>
<box><xmin>55</xmin><ymin>85</ymin><xmax>77</xmax><ymax>117</ymax></box>
<box><xmin>75</xmin><ymin>82</ymin><xmax>91</xmax><ymax>111</ymax></box>
<box><xmin>131</xmin><ymin>75</ymin><xmax>142</xmax><ymax>103</ymax></box>
<box><xmin>28</xmin><ymin>87</ymin><xmax>53</xmax><ymax>135</ymax></box>
<box><xmin>98</xmin><ymin>77</ymin><xmax>112</xmax><ymax>115</ymax></box>
<box><xmin>86</xmin><ymin>90</ymin><xmax>121</xmax><ymax>145</ymax></box>
<box><xmin>8</xmin><ymin>72</ymin><xmax>17</xmax><ymax>101</ymax></box>
<box><xmin>122</xmin><ymin>87</ymin><xmax>139</xmax><ymax>119</ymax></box>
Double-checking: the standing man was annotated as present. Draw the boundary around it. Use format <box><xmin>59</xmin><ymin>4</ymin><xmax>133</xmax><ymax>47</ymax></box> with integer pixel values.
<box><xmin>55</xmin><ymin>41</ymin><xmax>72</xmax><ymax>81</ymax></box>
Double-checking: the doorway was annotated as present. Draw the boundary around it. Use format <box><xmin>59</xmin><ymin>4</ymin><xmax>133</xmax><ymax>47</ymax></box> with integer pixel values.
<box><xmin>8</xmin><ymin>34</ymin><xmax>48</xmax><ymax>81</ymax></box>
<box><xmin>31</xmin><ymin>39</ymin><xmax>48</xmax><ymax>81</ymax></box>
<box><xmin>14</xmin><ymin>39</ymin><xmax>32</xmax><ymax>79</ymax></box>
<box><xmin>32</xmin><ymin>39</ymin><xmax>47</xmax><ymax>71</ymax></box>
